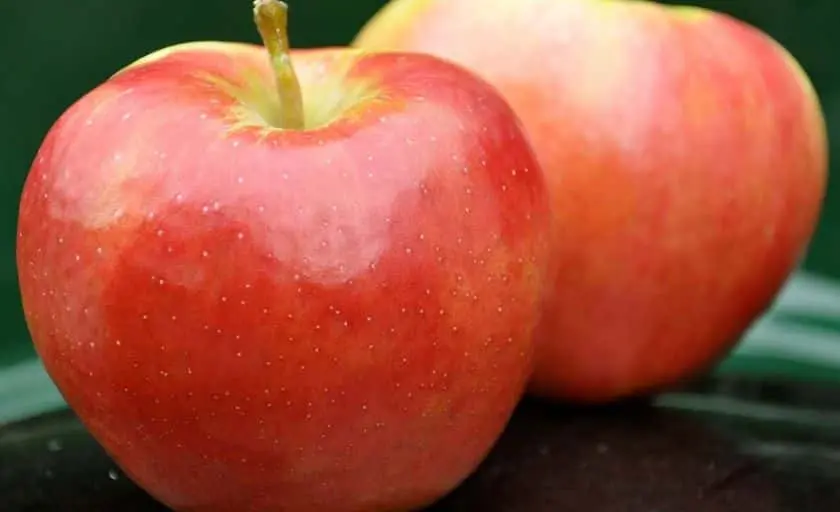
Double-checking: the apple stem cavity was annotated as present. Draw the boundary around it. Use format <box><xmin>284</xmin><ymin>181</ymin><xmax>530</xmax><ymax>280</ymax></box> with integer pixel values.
<box><xmin>254</xmin><ymin>0</ymin><xmax>305</xmax><ymax>130</ymax></box>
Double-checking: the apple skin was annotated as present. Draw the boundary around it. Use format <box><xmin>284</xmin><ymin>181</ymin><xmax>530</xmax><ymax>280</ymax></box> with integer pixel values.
<box><xmin>16</xmin><ymin>43</ymin><xmax>551</xmax><ymax>511</ymax></box>
<box><xmin>354</xmin><ymin>0</ymin><xmax>829</xmax><ymax>402</ymax></box>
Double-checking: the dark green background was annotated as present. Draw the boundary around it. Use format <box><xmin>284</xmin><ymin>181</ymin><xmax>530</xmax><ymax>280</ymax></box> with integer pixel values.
<box><xmin>2</xmin><ymin>0</ymin><xmax>839</xmax><ymax>409</ymax></box>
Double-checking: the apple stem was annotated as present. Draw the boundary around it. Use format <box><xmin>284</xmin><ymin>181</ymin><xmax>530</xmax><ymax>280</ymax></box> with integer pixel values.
<box><xmin>253</xmin><ymin>0</ymin><xmax>305</xmax><ymax>130</ymax></box>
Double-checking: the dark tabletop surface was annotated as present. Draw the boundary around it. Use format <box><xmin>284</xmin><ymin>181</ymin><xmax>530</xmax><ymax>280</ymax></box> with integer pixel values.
<box><xmin>3</xmin><ymin>375</ymin><xmax>839</xmax><ymax>512</ymax></box>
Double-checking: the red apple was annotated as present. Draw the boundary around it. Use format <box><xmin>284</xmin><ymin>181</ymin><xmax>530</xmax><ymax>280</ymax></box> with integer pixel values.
<box><xmin>354</xmin><ymin>0</ymin><xmax>829</xmax><ymax>403</ymax></box>
<box><xmin>16</xmin><ymin>2</ymin><xmax>551</xmax><ymax>510</ymax></box>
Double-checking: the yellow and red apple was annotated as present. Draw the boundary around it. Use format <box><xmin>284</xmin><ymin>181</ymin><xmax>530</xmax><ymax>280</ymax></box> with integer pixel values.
<box><xmin>355</xmin><ymin>0</ymin><xmax>829</xmax><ymax>402</ymax></box>
<box><xmin>16</xmin><ymin>1</ymin><xmax>552</xmax><ymax>510</ymax></box>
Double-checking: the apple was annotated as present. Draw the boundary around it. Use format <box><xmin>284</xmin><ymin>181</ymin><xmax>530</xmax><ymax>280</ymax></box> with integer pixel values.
<box><xmin>16</xmin><ymin>1</ymin><xmax>552</xmax><ymax>510</ymax></box>
<box><xmin>354</xmin><ymin>0</ymin><xmax>829</xmax><ymax>403</ymax></box>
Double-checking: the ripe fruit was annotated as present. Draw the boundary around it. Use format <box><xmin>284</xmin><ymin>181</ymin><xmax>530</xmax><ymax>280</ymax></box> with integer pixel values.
<box><xmin>354</xmin><ymin>0</ymin><xmax>829</xmax><ymax>402</ymax></box>
<box><xmin>16</xmin><ymin>2</ymin><xmax>551</xmax><ymax>510</ymax></box>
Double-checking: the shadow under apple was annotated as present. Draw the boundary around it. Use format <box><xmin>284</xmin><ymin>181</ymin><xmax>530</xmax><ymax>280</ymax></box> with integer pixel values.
<box><xmin>1</xmin><ymin>396</ymin><xmax>796</xmax><ymax>512</ymax></box>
